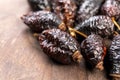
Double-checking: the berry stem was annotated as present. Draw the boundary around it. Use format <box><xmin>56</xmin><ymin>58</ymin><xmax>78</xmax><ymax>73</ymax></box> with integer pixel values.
<box><xmin>112</xmin><ymin>17</ymin><xmax>120</xmax><ymax>30</ymax></box>
<box><xmin>114</xmin><ymin>31</ymin><xmax>119</xmax><ymax>35</ymax></box>
<box><xmin>69</xmin><ymin>27</ymin><xmax>87</xmax><ymax>38</ymax></box>
<box><xmin>96</xmin><ymin>61</ymin><xmax>104</xmax><ymax>71</ymax></box>
<box><xmin>33</xmin><ymin>33</ymin><xmax>39</xmax><ymax>37</ymax></box>
<box><xmin>69</xmin><ymin>28</ymin><xmax>76</xmax><ymax>37</ymax></box>
<box><xmin>59</xmin><ymin>22</ymin><xmax>66</xmax><ymax>31</ymax></box>
<box><xmin>33</xmin><ymin>33</ymin><xmax>39</xmax><ymax>40</ymax></box>
<box><xmin>72</xmin><ymin>50</ymin><xmax>82</xmax><ymax>63</ymax></box>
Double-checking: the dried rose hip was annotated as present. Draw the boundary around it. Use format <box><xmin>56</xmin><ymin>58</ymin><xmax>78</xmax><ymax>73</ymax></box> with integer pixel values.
<box><xmin>108</xmin><ymin>35</ymin><xmax>120</xmax><ymax>79</ymax></box>
<box><xmin>101</xmin><ymin>0</ymin><xmax>120</xmax><ymax>17</ymax></box>
<box><xmin>75</xmin><ymin>16</ymin><xmax>114</xmax><ymax>38</ymax></box>
<box><xmin>21</xmin><ymin>11</ymin><xmax>66</xmax><ymax>33</ymax></box>
<box><xmin>51</xmin><ymin>0</ymin><xmax>76</xmax><ymax>25</ymax></box>
<box><xmin>101</xmin><ymin>0</ymin><xmax>120</xmax><ymax>34</ymax></box>
<box><xmin>81</xmin><ymin>34</ymin><xmax>106</xmax><ymax>70</ymax></box>
<box><xmin>39</xmin><ymin>29</ymin><xmax>82</xmax><ymax>64</ymax></box>
<box><xmin>76</xmin><ymin>0</ymin><xmax>104</xmax><ymax>23</ymax></box>
<box><xmin>28</xmin><ymin>0</ymin><xmax>51</xmax><ymax>11</ymax></box>
<box><xmin>51</xmin><ymin>0</ymin><xmax>77</xmax><ymax>37</ymax></box>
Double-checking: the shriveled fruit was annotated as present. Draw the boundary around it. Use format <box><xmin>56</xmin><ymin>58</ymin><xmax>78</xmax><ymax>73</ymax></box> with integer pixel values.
<box><xmin>109</xmin><ymin>35</ymin><xmax>120</xmax><ymax>80</ymax></box>
<box><xmin>51</xmin><ymin>0</ymin><xmax>77</xmax><ymax>37</ymax></box>
<box><xmin>21</xmin><ymin>11</ymin><xmax>66</xmax><ymax>33</ymax></box>
<box><xmin>51</xmin><ymin>0</ymin><xmax>76</xmax><ymax>26</ymax></box>
<box><xmin>81</xmin><ymin>34</ymin><xmax>106</xmax><ymax>70</ymax></box>
<box><xmin>75</xmin><ymin>16</ymin><xmax>114</xmax><ymax>38</ymax></box>
<box><xmin>76</xmin><ymin>0</ymin><xmax>104</xmax><ymax>23</ymax></box>
<box><xmin>39</xmin><ymin>29</ymin><xmax>82</xmax><ymax>64</ymax></box>
<box><xmin>101</xmin><ymin>0</ymin><xmax>120</xmax><ymax>17</ymax></box>
<box><xmin>28</xmin><ymin>0</ymin><xmax>51</xmax><ymax>11</ymax></box>
<box><xmin>101</xmin><ymin>0</ymin><xmax>120</xmax><ymax>34</ymax></box>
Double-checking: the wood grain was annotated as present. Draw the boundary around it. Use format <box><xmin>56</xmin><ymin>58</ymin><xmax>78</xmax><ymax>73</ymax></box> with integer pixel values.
<box><xmin>0</xmin><ymin>0</ymin><xmax>108</xmax><ymax>80</ymax></box>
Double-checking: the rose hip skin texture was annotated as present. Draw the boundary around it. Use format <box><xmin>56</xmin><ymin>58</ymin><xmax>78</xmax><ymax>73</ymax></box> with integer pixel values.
<box><xmin>81</xmin><ymin>34</ymin><xmax>106</xmax><ymax>68</ymax></box>
<box><xmin>39</xmin><ymin>29</ymin><xmax>81</xmax><ymax>64</ymax></box>
<box><xmin>109</xmin><ymin>35</ymin><xmax>120</xmax><ymax>78</ymax></box>
<box><xmin>21</xmin><ymin>11</ymin><xmax>64</xmax><ymax>33</ymax></box>
<box><xmin>51</xmin><ymin>0</ymin><xmax>77</xmax><ymax>27</ymax></box>
<box><xmin>75</xmin><ymin>16</ymin><xmax>114</xmax><ymax>38</ymax></box>
<box><xmin>101</xmin><ymin>0</ymin><xmax>120</xmax><ymax>17</ymax></box>
<box><xmin>28</xmin><ymin>0</ymin><xmax>51</xmax><ymax>11</ymax></box>
<box><xmin>76</xmin><ymin>0</ymin><xmax>104</xmax><ymax>23</ymax></box>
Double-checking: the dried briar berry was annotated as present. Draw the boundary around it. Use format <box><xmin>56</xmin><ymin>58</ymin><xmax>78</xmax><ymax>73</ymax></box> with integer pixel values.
<box><xmin>101</xmin><ymin>0</ymin><xmax>120</xmax><ymax>32</ymax></box>
<box><xmin>51</xmin><ymin>0</ymin><xmax>77</xmax><ymax>37</ymax></box>
<box><xmin>28</xmin><ymin>0</ymin><xmax>51</xmax><ymax>11</ymax></box>
<box><xmin>51</xmin><ymin>0</ymin><xmax>76</xmax><ymax>26</ymax></box>
<box><xmin>101</xmin><ymin>0</ymin><xmax>120</xmax><ymax>17</ymax></box>
<box><xmin>39</xmin><ymin>29</ymin><xmax>82</xmax><ymax>64</ymax></box>
<box><xmin>21</xmin><ymin>11</ymin><xmax>66</xmax><ymax>33</ymax></box>
<box><xmin>81</xmin><ymin>34</ymin><xmax>106</xmax><ymax>70</ymax></box>
<box><xmin>75</xmin><ymin>16</ymin><xmax>114</xmax><ymax>38</ymax></box>
<box><xmin>108</xmin><ymin>35</ymin><xmax>120</xmax><ymax>79</ymax></box>
<box><xmin>76</xmin><ymin>0</ymin><xmax>104</xmax><ymax>23</ymax></box>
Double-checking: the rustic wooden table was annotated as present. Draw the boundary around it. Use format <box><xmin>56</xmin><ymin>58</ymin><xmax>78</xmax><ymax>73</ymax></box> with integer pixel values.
<box><xmin>0</xmin><ymin>0</ymin><xmax>108</xmax><ymax>80</ymax></box>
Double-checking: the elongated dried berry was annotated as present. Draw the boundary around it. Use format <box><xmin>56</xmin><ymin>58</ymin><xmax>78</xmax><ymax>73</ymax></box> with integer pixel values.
<box><xmin>28</xmin><ymin>0</ymin><xmax>51</xmax><ymax>11</ymax></box>
<box><xmin>109</xmin><ymin>35</ymin><xmax>120</xmax><ymax>79</ymax></box>
<box><xmin>51</xmin><ymin>0</ymin><xmax>77</xmax><ymax>27</ymax></box>
<box><xmin>76</xmin><ymin>0</ymin><xmax>104</xmax><ymax>23</ymax></box>
<box><xmin>21</xmin><ymin>11</ymin><xmax>66</xmax><ymax>33</ymax></box>
<box><xmin>101</xmin><ymin>0</ymin><xmax>120</xmax><ymax>17</ymax></box>
<box><xmin>75</xmin><ymin>16</ymin><xmax>114</xmax><ymax>38</ymax></box>
<box><xmin>81</xmin><ymin>34</ymin><xmax>106</xmax><ymax>70</ymax></box>
<box><xmin>39</xmin><ymin>29</ymin><xmax>82</xmax><ymax>64</ymax></box>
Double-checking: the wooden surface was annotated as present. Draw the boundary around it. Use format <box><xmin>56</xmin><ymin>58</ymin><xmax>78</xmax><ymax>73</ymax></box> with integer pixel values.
<box><xmin>0</xmin><ymin>0</ymin><xmax>108</xmax><ymax>80</ymax></box>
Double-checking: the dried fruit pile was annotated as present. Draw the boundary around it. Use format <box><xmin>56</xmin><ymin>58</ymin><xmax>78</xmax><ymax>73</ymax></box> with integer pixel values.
<box><xmin>21</xmin><ymin>0</ymin><xmax>120</xmax><ymax>79</ymax></box>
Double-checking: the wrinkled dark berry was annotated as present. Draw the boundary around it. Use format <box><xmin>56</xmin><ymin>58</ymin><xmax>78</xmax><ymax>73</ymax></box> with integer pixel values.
<box><xmin>76</xmin><ymin>0</ymin><xmax>104</xmax><ymax>23</ymax></box>
<box><xmin>101</xmin><ymin>0</ymin><xmax>120</xmax><ymax>17</ymax></box>
<box><xmin>28</xmin><ymin>0</ymin><xmax>51</xmax><ymax>11</ymax></box>
<box><xmin>21</xmin><ymin>11</ymin><xmax>66</xmax><ymax>33</ymax></box>
<box><xmin>109</xmin><ymin>35</ymin><xmax>120</xmax><ymax>79</ymax></box>
<box><xmin>39</xmin><ymin>29</ymin><xmax>82</xmax><ymax>64</ymax></box>
<box><xmin>75</xmin><ymin>16</ymin><xmax>114</xmax><ymax>38</ymax></box>
<box><xmin>81</xmin><ymin>34</ymin><xmax>106</xmax><ymax>70</ymax></box>
<box><xmin>51</xmin><ymin>0</ymin><xmax>77</xmax><ymax>27</ymax></box>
